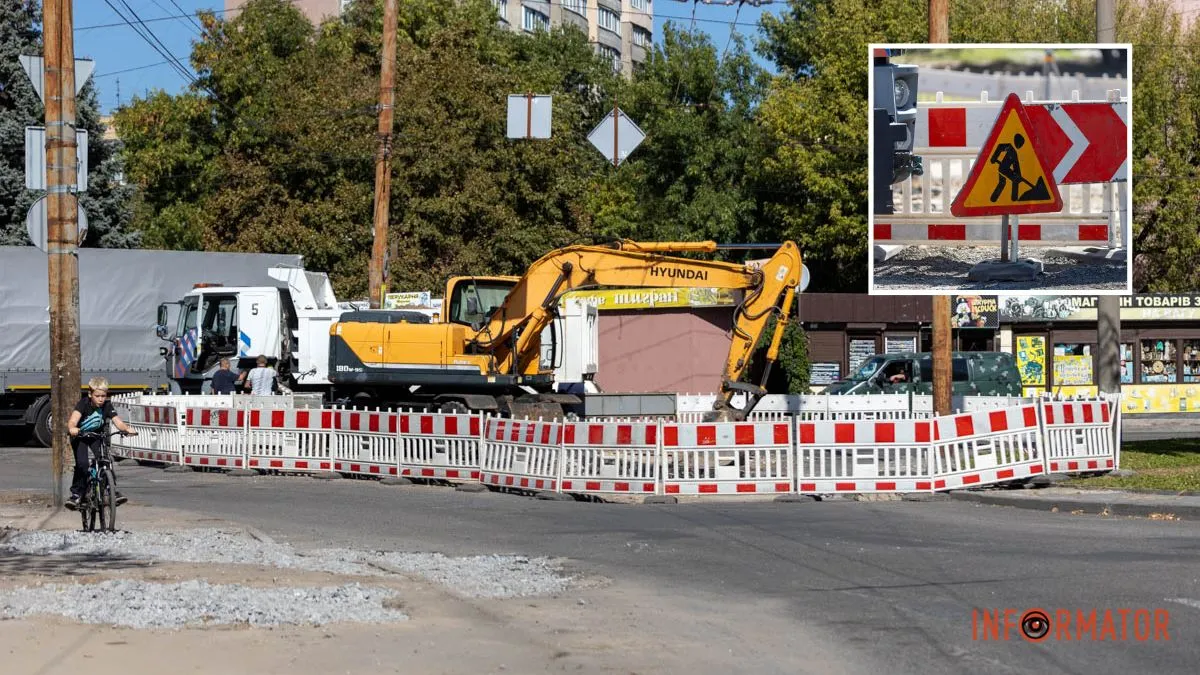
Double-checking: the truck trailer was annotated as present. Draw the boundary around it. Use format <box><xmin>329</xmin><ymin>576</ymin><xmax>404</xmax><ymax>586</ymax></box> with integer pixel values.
<box><xmin>0</xmin><ymin>246</ymin><xmax>302</xmax><ymax>446</ymax></box>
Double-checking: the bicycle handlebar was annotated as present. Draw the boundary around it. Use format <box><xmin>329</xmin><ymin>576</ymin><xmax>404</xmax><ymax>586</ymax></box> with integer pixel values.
<box><xmin>76</xmin><ymin>430</ymin><xmax>137</xmax><ymax>441</ymax></box>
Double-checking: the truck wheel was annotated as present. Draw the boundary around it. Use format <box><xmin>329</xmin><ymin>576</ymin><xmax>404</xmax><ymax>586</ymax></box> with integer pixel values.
<box><xmin>438</xmin><ymin>401</ymin><xmax>471</xmax><ymax>414</ymax></box>
<box><xmin>33</xmin><ymin>400</ymin><xmax>53</xmax><ymax>448</ymax></box>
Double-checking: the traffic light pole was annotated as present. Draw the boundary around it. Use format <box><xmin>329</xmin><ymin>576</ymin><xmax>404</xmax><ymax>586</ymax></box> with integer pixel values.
<box><xmin>1095</xmin><ymin>0</ymin><xmax>1121</xmax><ymax>406</ymax></box>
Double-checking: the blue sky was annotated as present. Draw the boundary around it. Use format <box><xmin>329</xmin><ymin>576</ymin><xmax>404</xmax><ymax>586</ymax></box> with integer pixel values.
<box><xmin>73</xmin><ymin>1</ymin><xmax>787</xmax><ymax>114</ymax></box>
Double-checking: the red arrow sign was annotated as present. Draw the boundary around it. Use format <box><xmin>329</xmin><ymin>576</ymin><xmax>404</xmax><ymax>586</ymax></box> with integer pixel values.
<box><xmin>1025</xmin><ymin>103</ymin><xmax>1126</xmax><ymax>184</ymax></box>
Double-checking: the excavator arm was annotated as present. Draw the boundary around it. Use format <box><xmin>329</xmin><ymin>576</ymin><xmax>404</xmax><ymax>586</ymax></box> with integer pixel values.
<box><xmin>471</xmin><ymin>240</ymin><xmax>803</xmax><ymax>420</ymax></box>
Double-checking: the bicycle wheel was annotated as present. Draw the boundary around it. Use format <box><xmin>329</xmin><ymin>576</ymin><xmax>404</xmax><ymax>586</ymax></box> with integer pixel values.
<box><xmin>98</xmin><ymin>471</ymin><xmax>116</xmax><ymax>532</ymax></box>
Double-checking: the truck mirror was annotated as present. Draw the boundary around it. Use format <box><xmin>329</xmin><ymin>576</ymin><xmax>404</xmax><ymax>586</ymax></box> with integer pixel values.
<box><xmin>155</xmin><ymin>324</ymin><xmax>169</xmax><ymax>340</ymax></box>
<box><xmin>157</xmin><ymin>304</ymin><xmax>167</xmax><ymax>326</ymax></box>
<box><xmin>466</xmin><ymin>296</ymin><xmax>480</xmax><ymax>315</ymax></box>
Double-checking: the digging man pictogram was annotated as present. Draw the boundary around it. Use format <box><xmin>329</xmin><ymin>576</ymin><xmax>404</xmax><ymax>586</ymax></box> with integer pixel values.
<box><xmin>988</xmin><ymin>133</ymin><xmax>1051</xmax><ymax>203</ymax></box>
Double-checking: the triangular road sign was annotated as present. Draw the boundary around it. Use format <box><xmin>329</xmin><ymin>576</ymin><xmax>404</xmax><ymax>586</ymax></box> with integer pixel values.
<box><xmin>950</xmin><ymin>93</ymin><xmax>1063</xmax><ymax>218</ymax></box>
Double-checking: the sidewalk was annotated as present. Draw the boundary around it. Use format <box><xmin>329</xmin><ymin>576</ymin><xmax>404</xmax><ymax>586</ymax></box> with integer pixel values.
<box><xmin>950</xmin><ymin>486</ymin><xmax>1200</xmax><ymax>520</ymax></box>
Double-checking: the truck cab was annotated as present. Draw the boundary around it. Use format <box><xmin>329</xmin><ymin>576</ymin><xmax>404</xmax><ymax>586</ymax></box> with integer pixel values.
<box><xmin>157</xmin><ymin>268</ymin><xmax>341</xmax><ymax>393</ymax></box>
<box><xmin>824</xmin><ymin>351</ymin><xmax>1022</xmax><ymax>397</ymax></box>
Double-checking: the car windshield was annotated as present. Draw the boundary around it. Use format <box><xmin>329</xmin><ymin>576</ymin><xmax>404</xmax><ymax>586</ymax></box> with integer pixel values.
<box><xmin>850</xmin><ymin>356</ymin><xmax>888</xmax><ymax>381</ymax></box>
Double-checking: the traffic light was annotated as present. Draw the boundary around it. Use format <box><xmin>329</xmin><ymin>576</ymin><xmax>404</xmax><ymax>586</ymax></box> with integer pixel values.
<box><xmin>872</xmin><ymin>49</ymin><xmax>923</xmax><ymax>215</ymax></box>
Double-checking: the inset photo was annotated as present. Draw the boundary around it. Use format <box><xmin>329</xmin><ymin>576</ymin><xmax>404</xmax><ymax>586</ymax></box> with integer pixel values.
<box><xmin>868</xmin><ymin>44</ymin><xmax>1131</xmax><ymax>294</ymax></box>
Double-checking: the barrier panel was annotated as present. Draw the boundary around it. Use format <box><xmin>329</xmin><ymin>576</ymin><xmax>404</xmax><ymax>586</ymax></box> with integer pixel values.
<box><xmin>181</xmin><ymin>406</ymin><xmax>247</xmax><ymax>469</ymax></box>
<box><xmin>930</xmin><ymin>405</ymin><xmax>1045</xmax><ymax>490</ymax></box>
<box><xmin>796</xmin><ymin>419</ymin><xmax>934</xmax><ymax>493</ymax></box>
<box><xmin>327</xmin><ymin>409</ymin><xmax>399</xmax><ymax>477</ymax></box>
<box><xmin>112</xmin><ymin>400</ymin><xmax>183</xmax><ymax>465</ymax></box>
<box><xmin>479</xmin><ymin>418</ymin><xmax>563</xmax><ymax>492</ymax></box>
<box><xmin>661</xmin><ymin>421</ymin><xmax>793</xmax><ymax>495</ymax></box>
<box><xmin>560</xmin><ymin>420</ymin><xmax>660</xmax><ymax>495</ymax></box>
<box><xmin>398</xmin><ymin>412</ymin><xmax>483</xmax><ymax>481</ymax></box>
<box><xmin>1041</xmin><ymin>400</ymin><xmax>1117</xmax><ymax>474</ymax></box>
<box><xmin>246</xmin><ymin>408</ymin><xmax>332</xmax><ymax>472</ymax></box>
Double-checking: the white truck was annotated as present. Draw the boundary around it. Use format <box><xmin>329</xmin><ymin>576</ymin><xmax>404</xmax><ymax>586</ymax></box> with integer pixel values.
<box><xmin>157</xmin><ymin>267</ymin><xmax>599</xmax><ymax>402</ymax></box>
<box><xmin>0</xmin><ymin>247</ymin><xmax>302</xmax><ymax>446</ymax></box>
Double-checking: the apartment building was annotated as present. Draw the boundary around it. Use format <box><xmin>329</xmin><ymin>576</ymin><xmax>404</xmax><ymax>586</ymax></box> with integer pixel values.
<box><xmin>224</xmin><ymin>0</ymin><xmax>652</xmax><ymax>75</ymax></box>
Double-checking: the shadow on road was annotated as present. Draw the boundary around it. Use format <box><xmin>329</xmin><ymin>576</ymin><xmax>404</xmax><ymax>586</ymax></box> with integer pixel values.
<box><xmin>0</xmin><ymin>549</ymin><xmax>151</xmax><ymax>577</ymax></box>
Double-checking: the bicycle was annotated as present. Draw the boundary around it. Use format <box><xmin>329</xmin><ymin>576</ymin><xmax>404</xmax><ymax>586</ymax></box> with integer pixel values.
<box><xmin>75</xmin><ymin>430</ymin><xmax>130</xmax><ymax>533</ymax></box>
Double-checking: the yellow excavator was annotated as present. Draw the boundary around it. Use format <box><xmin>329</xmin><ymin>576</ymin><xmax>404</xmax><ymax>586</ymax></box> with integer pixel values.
<box><xmin>329</xmin><ymin>240</ymin><xmax>804</xmax><ymax>421</ymax></box>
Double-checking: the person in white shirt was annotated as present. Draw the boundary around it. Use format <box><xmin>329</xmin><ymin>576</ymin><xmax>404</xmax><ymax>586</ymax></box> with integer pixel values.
<box><xmin>244</xmin><ymin>355</ymin><xmax>278</xmax><ymax>395</ymax></box>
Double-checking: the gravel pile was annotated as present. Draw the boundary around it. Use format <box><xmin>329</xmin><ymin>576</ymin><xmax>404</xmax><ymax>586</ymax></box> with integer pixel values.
<box><xmin>2</xmin><ymin>529</ymin><xmax>572</xmax><ymax>599</ymax></box>
<box><xmin>873</xmin><ymin>245</ymin><xmax>1127</xmax><ymax>291</ymax></box>
<box><xmin>0</xmin><ymin>579</ymin><xmax>406</xmax><ymax>628</ymax></box>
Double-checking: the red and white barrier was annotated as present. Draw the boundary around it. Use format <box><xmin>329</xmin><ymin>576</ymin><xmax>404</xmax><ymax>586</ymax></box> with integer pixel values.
<box><xmin>661</xmin><ymin>422</ymin><xmax>793</xmax><ymax>495</ymax></box>
<box><xmin>181</xmin><ymin>406</ymin><xmax>247</xmax><ymax>469</ymax></box>
<box><xmin>399</xmin><ymin>412</ymin><xmax>483</xmax><ymax>481</ymax></box>
<box><xmin>560</xmin><ymin>421</ymin><xmax>660</xmax><ymax>494</ymax></box>
<box><xmin>112</xmin><ymin>400</ymin><xmax>183</xmax><ymax>465</ymax></box>
<box><xmin>930</xmin><ymin>405</ymin><xmax>1045</xmax><ymax>490</ymax></box>
<box><xmin>109</xmin><ymin>393</ymin><xmax>1120</xmax><ymax>500</ymax></box>
<box><xmin>873</xmin><ymin>222</ymin><xmax>1110</xmax><ymax>246</ymax></box>
<box><xmin>1041</xmin><ymin>401</ymin><xmax>1117</xmax><ymax>474</ymax></box>
<box><xmin>479</xmin><ymin>418</ymin><xmax>563</xmax><ymax>492</ymax></box>
<box><xmin>326</xmin><ymin>409</ymin><xmax>399</xmax><ymax>477</ymax></box>
<box><xmin>795</xmin><ymin>419</ymin><xmax>935</xmax><ymax>493</ymax></box>
<box><xmin>245</xmin><ymin>408</ymin><xmax>334</xmax><ymax>473</ymax></box>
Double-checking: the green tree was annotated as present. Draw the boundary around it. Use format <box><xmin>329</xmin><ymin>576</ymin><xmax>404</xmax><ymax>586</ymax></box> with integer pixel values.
<box><xmin>741</xmin><ymin>314</ymin><xmax>811</xmax><ymax>395</ymax></box>
<box><xmin>0</xmin><ymin>0</ymin><xmax>136</xmax><ymax>247</ymax></box>
<box><xmin>1120</xmin><ymin>0</ymin><xmax>1200</xmax><ymax>291</ymax></box>
<box><xmin>756</xmin><ymin>0</ymin><xmax>1100</xmax><ymax>292</ymax></box>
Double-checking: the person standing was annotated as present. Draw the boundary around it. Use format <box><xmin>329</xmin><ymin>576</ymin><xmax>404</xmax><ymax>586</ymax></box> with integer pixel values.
<box><xmin>210</xmin><ymin>358</ymin><xmax>240</xmax><ymax>394</ymax></box>
<box><xmin>244</xmin><ymin>355</ymin><xmax>278</xmax><ymax>396</ymax></box>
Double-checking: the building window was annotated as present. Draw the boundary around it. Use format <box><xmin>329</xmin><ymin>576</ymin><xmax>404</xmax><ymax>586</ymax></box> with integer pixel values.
<box><xmin>493</xmin><ymin>0</ymin><xmax>508</xmax><ymax>16</ymax></box>
<box><xmin>1053</xmin><ymin>343</ymin><xmax>1093</xmax><ymax>386</ymax></box>
<box><xmin>1121</xmin><ymin>343</ymin><xmax>1134</xmax><ymax>384</ymax></box>
<box><xmin>1142</xmin><ymin>339</ymin><xmax>1177</xmax><ymax>383</ymax></box>
<box><xmin>631</xmin><ymin>0</ymin><xmax>649</xmax><ymax>10</ymax></box>
<box><xmin>523</xmin><ymin>7</ymin><xmax>548</xmax><ymax>32</ymax></box>
<box><xmin>340</xmin><ymin>0</ymin><xmax>353</xmax><ymax>13</ymax></box>
<box><xmin>598</xmin><ymin>7</ymin><xmax>621</xmax><ymax>33</ymax></box>
<box><xmin>562</xmin><ymin>0</ymin><xmax>585</xmax><ymax>16</ymax></box>
<box><xmin>598</xmin><ymin>45</ymin><xmax>621</xmax><ymax>72</ymax></box>
<box><xmin>632</xmin><ymin>26</ymin><xmax>651</xmax><ymax>47</ymax></box>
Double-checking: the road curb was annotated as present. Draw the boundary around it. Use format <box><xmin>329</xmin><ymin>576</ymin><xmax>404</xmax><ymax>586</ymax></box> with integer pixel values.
<box><xmin>949</xmin><ymin>491</ymin><xmax>1200</xmax><ymax>520</ymax></box>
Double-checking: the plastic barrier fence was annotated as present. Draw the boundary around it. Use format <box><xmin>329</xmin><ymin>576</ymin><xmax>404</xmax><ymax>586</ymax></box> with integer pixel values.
<box><xmin>110</xmin><ymin>393</ymin><xmax>1120</xmax><ymax>499</ymax></box>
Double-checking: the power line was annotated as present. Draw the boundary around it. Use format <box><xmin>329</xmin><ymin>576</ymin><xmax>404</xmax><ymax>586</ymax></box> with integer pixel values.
<box><xmin>76</xmin><ymin>8</ymin><xmax>233</xmax><ymax>31</ymax></box>
<box><xmin>94</xmin><ymin>60</ymin><xmax>174</xmax><ymax>78</ymax></box>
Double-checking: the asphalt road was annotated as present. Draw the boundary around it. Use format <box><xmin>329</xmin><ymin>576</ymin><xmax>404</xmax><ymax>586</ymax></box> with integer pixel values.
<box><xmin>3</xmin><ymin>444</ymin><xmax>1199</xmax><ymax>675</ymax></box>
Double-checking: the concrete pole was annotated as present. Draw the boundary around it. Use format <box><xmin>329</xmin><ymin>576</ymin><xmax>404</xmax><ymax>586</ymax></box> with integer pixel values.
<box><xmin>44</xmin><ymin>0</ymin><xmax>82</xmax><ymax>508</ymax></box>
<box><xmin>930</xmin><ymin>0</ymin><xmax>952</xmax><ymax>416</ymax></box>
<box><xmin>1095</xmin><ymin>0</ymin><xmax>1121</xmax><ymax>399</ymax></box>
<box><xmin>369</xmin><ymin>0</ymin><xmax>398</xmax><ymax>309</ymax></box>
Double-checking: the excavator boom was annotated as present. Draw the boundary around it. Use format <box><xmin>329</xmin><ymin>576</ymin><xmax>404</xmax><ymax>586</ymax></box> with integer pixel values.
<box><xmin>474</xmin><ymin>240</ymin><xmax>804</xmax><ymax>419</ymax></box>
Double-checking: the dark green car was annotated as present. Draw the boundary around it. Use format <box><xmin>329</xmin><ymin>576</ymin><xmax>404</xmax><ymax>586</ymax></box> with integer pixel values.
<box><xmin>823</xmin><ymin>351</ymin><xmax>1023</xmax><ymax>397</ymax></box>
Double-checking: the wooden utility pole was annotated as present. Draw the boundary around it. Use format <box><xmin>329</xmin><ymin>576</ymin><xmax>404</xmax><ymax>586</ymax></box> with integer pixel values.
<box><xmin>44</xmin><ymin>0</ymin><xmax>82</xmax><ymax>507</ymax></box>
<box><xmin>1096</xmin><ymin>0</ymin><xmax>1121</xmax><ymax>397</ymax></box>
<box><xmin>929</xmin><ymin>0</ymin><xmax>952</xmax><ymax>416</ymax></box>
<box><xmin>929</xmin><ymin>0</ymin><xmax>949</xmax><ymax>43</ymax></box>
<box><xmin>369</xmin><ymin>0</ymin><xmax>398</xmax><ymax>309</ymax></box>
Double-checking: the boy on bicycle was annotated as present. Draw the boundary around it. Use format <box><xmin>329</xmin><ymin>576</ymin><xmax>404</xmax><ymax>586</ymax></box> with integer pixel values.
<box><xmin>65</xmin><ymin>377</ymin><xmax>138</xmax><ymax>511</ymax></box>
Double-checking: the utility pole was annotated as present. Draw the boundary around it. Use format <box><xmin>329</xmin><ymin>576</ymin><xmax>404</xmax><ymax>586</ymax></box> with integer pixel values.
<box><xmin>929</xmin><ymin>0</ymin><xmax>952</xmax><ymax>416</ymax></box>
<box><xmin>369</xmin><ymin>0</ymin><xmax>398</xmax><ymax>309</ymax></box>
<box><xmin>1096</xmin><ymin>0</ymin><xmax>1121</xmax><ymax>398</ymax></box>
<box><xmin>929</xmin><ymin>0</ymin><xmax>948</xmax><ymax>43</ymax></box>
<box><xmin>44</xmin><ymin>0</ymin><xmax>82</xmax><ymax>507</ymax></box>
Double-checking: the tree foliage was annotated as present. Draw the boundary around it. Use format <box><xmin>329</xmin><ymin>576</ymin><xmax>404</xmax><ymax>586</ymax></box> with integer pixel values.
<box><xmin>0</xmin><ymin>0</ymin><xmax>136</xmax><ymax>248</ymax></box>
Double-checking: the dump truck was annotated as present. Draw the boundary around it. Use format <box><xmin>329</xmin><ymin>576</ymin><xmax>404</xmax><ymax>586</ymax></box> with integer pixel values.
<box><xmin>0</xmin><ymin>247</ymin><xmax>302</xmax><ymax>446</ymax></box>
<box><xmin>328</xmin><ymin>240</ymin><xmax>806</xmax><ymax>420</ymax></box>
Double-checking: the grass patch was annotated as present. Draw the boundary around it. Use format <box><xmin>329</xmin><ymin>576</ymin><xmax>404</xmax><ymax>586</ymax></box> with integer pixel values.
<box><xmin>1066</xmin><ymin>438</ymin><xmax>1200</xmax><ymax>492</ymax></box>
